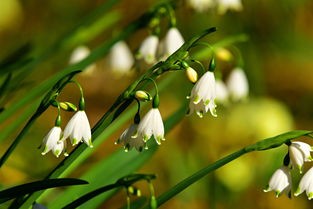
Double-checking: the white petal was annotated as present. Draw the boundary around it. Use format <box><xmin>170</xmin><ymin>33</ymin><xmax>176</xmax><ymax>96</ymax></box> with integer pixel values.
<box><xmin>217</xmin><ymin>0</ymin><xmax>243</xmax><ymax>14</ymax></box>
<box><xmin>138</xmin><ymin>109</ymin><xmax>155</xmax><ymax>140</ymax></box>
<box><xmin>164</xmin><ymin>27</ymin><xmax>184</xmax><ymax>57</ymax></box>
<box><xmin>226</xmin><ymin>67</ymin><xmax>248</xmax><ymax>101</ymax></box>
<box><xmin>52</xmin><ymin>141</ymin><xmax>64</xmax><ymax>158</ymax></box>
<box><xmin>289</xmin><ymin>144</ymin><xmax>305</xmax><ymax>171</ymax></box>
<box><xmin>41</xmin><ymin>127</ymin><xmax>62</xmax><ymax>155</ymax></box>
<box><xmin>109</xmin><ymin>41</ymin><xmax>134</xmax><ymax>74</ymax></box>
<box><xmin>152</xmin><ymin>109</ymin><xmax>164</xmax><ymax>144</ymax></box>
<box><xmin>63</xmin><ymin>112</ymin><xmax>79</xmax><ymax>140</ymax></box>
<box><xmin>187</xmin><ymin>0</ymin><xmax>215</xmax><ymax>12</ymax></box>
<box><xmin>295</xmin><ymin>167</ymin><xmax>313</xmax><ymax>197</ymax></box>
<box><xmin>292</xmin><ymin>142</ymin><xmax>312</xmax><ymax>161</ymax></box>
<box><xmin>80</xmin><ymin>111</ymin><xmax>92</xmax><ymax>146</ymax></box>
<box><xmin>138</xmin><ymin>35</ymin><xmax>159</xmax><ymax>64</ymax></box>
<box><xmin>69</xmin><ymin>46</ymin><xmax>90</xmax><ymax>64</ymax></box>
<box><xmin>264</xmin><ymin>166</ymin><xmax>291</xmax><ymax>197</ymax></box>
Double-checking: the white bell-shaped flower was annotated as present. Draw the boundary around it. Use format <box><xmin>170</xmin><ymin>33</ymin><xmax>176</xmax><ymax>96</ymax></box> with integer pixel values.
<box><xmin>41</xmin><ymin>126</ymin><xmax>64</xmax><ymax>158</ymax></box>
<box><xmin>69</xmin><ymin>45</ymin><xmax>90</xmax><ymax>64</ymax></box>
<box><xmin>263</xmin><ymin>166</ymin><xmax>292</xmax><ymax>198</ymax></box>
<box><xmin>188</xmin><ymin>71</ymin><xmax>217</xmax><ymax>117</ymax></box>
<box><xmin>116</xmin><ymin>124</ymin><xmax>146</xmax><ymax>152</ymax></box>
<box><xmin>163</xmin><ymin>27</ymin><xmax>184</xmax><ymax>58</ymax></box>
<box><xmin>226</xmin><ymin>67</ymin><xmax>248</xmax><ymax>101</ymax></box>
<box><xmin>215</xmin><ymin>79</ymin><xmax>229</xmax><ymax>104</ymax></box>
<box><xmin>289</xmin><ymin>141</ymin><xmax>313</xmax><ymax>172</ymax></box>
<box><xmin>186</xmin><ymin>0</ymin><xmax>215</xmax><ymax>12</ymax></box>
<box><xmin>295</xmin><ymin>167</ymin><xmax>313</xmax><ymax>199</ymax></box>
<box><xmin>109</xmin><ymin>41</ymin><xmax>134</xmax><ymax>74</ymax></box>
<box><xmin>138</xmin><ymin>35</ymin><xmax>159</xmax><ymax>64</ymax></box>
<box><xmin>69</xmin><ymin>45</ymin><xmax>96</xmax><ymax>76</ymax></box>
<box><xmin>63</xmin><ymin>110</ymin><xmax>93</xmax><ymax>147</ymax></box>
<box><xmin>136</xmin><ymin>108</ymin><xmax>165</xmax><ymax>145</ymax></box>
<box><xmin>217</xmin><ymin>0</ymin><xmax>243</xmax><ymax>14</ymax></box>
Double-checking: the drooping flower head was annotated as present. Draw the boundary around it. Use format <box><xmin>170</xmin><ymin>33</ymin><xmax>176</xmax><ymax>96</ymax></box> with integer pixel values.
<box><xmin>63</xmin><ymin>110</ymin><xmax>93</xmax><ymax>147</ymax></box>
<box><xmin>41</xmin><ymin>126</ymin><xmax>65</xmax><ymax>158</ymax></box>
<box><xmin>69</xmin><ymin>45</ymin><xmax>96</xmax><ymax>76</ymax></box>
<box><xmin>137</xmin><ymin>35</ymin><xmax>159</xmax><ymax>64</ymax></box>
<box><xmin>263</xmin><ymin>166</ymin><xmax>292</xmax><ymax>198</ymax></box>
<box><xmin>288</xmin><ymin>141</ymin><xmax>313</xmax><ymax>173</ymax></box>
<box><xmin>69</xmin><ymin>45</ymin><xmax>90</xmax><ymax>64</ymax></box>
<box><xmin>226</xmin><ymin>67</ymin><xmax>249</xmax><ymax>101</ymax></box>
<box><xmin>295</xmin><ymin>167</ymin><xmax>313</xmax><ymax>199</ymax></box>
<box><xmin>116</xmin><ymin>123</ymin><xmax>146</xmax><ymax>152</ymax></box>
<box><xmin>163</xmin><ymin>27</ymin><xmax>184</xmax><ymax>58</ymax></box>
<box><xmin>188</xmin><ymin>70</ymin><xmax>217</xmax><ymax>117</ymax></box>
<box><xmin>135</xmin><ymin>94</ymin><xmax>165</xmax><ymax>145</ymax></box>
<box><xmin>109</xmin><ymin>41</ymin><xmax>134</xmax><ymax>74</ymax></box>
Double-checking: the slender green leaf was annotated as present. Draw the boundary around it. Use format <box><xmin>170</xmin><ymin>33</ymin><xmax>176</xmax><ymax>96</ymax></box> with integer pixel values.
<box><xmin>61</xmin><ymin>174</ymin><xmax>155</xmax><ymax>209</ymax></box>
<box><xmin>141</xmin><ymin>130</ymin><xmax>312</xmax><ymax>208</ymax></box>
<box><xmin>245</xmin><ymin>130</ymin><xmax>312</xmax><ymax>152</ymax></box>
<box><xmin>0</xmin><ymin>0</ymin><xmax>120</xmax><ymax>124</ymax></box>
<box><xmin>0</xmin><ymin>178</ymin><xmax>88</xmax><ymax>203</ymax></box>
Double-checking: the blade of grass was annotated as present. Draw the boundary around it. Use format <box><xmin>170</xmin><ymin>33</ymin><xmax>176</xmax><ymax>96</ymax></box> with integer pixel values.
<box><xmin>0</xmin><ymin>178</ymin><xmax>88</xmax><ymax>203</ymax></box>
<box><xmin>0</xmin><ymin>0</ymin><xmax>120</xmax><ymax>124</ymax></box>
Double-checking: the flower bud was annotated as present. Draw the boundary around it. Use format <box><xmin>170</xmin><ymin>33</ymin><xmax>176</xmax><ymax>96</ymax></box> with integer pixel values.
<box><xmin>185</xmin><ymin>67</ymin><xmax>198</xmax><ymax>83</ymax></box>
<box><xmin>135</xmin><ymin>90</ymin><xmax>152</xmax><ymax>102</ymax></box>
<box><xmin>216</xmin><ymin>47</ymin><xmax>233</xmax><ymax>62</ymax></box>
<box><xmin>59</xmin><ymin>102</ymin><xmax>77</xmax><ymax>112</ymax></box>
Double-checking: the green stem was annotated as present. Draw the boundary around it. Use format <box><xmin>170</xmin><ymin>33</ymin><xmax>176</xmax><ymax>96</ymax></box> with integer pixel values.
<box><xmin>141</xmin><ymin>130</ymin><xmax>312</xmax><ymax>208</ymax></box>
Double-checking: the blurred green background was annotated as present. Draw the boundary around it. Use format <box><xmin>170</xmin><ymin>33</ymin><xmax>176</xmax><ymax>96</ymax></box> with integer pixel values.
<box><xmin>1</xmin><ymin>0</ymin><xmax>313</xmax><ymax>208</ymax></box>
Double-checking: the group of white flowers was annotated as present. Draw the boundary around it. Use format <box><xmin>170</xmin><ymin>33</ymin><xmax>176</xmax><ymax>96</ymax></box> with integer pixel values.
<box><xmin>264</xmin><ymin>141</ymin><xmax>313</xmax><ymax>200</ymax></box>
<box><xmin>41</xmin><ymin>107</ymin><xmax>92</xmax><ymax>158</ymax></box>
<box><xmin>109</xmin><ymin>27</ymin><xmax>185</xmax><ymax>74</ymax></box>
<box><xmin>116</xmin><ymin>107</ymin><xmax>165</xmax><ymax>152</ymax></box>
<box><xmin>62</xmin><ymin>0</ymin><xmax>250</xmax><ymax>154</ymax></box>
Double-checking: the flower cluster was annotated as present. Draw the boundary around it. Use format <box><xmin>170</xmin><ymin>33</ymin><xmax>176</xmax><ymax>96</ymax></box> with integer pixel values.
<box><xmin>186</xmin><ymin>0</ymin><xmax>243</xmax><ymax>14</ymax></box>
<box><xmin>264</xmin><ymin>141</ymin><xmax>313</xmax><ymax>199</ymax></box>
<box><xmin>137</xmin><ymin>27</ymin><xmax>184</xmax><ymax>64</ymax></box>
<box><xmin>41</xmin><ymin>85</ymin><xmax>92</xmax><ymax>158</ymax></box>
<box><xmin>185</xmin><ymin>46</ymin><xmax>249</xmax><ymax>116</ymax></box>
<box><xmin>116</xmin><ymin>90</ymin><xmax>165</xmax><ymax>152</ymax></box>
<box><xmin>106</xmin><ymin>3</ymin><xmax>184</xmax><ymax>76</ymax></box>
